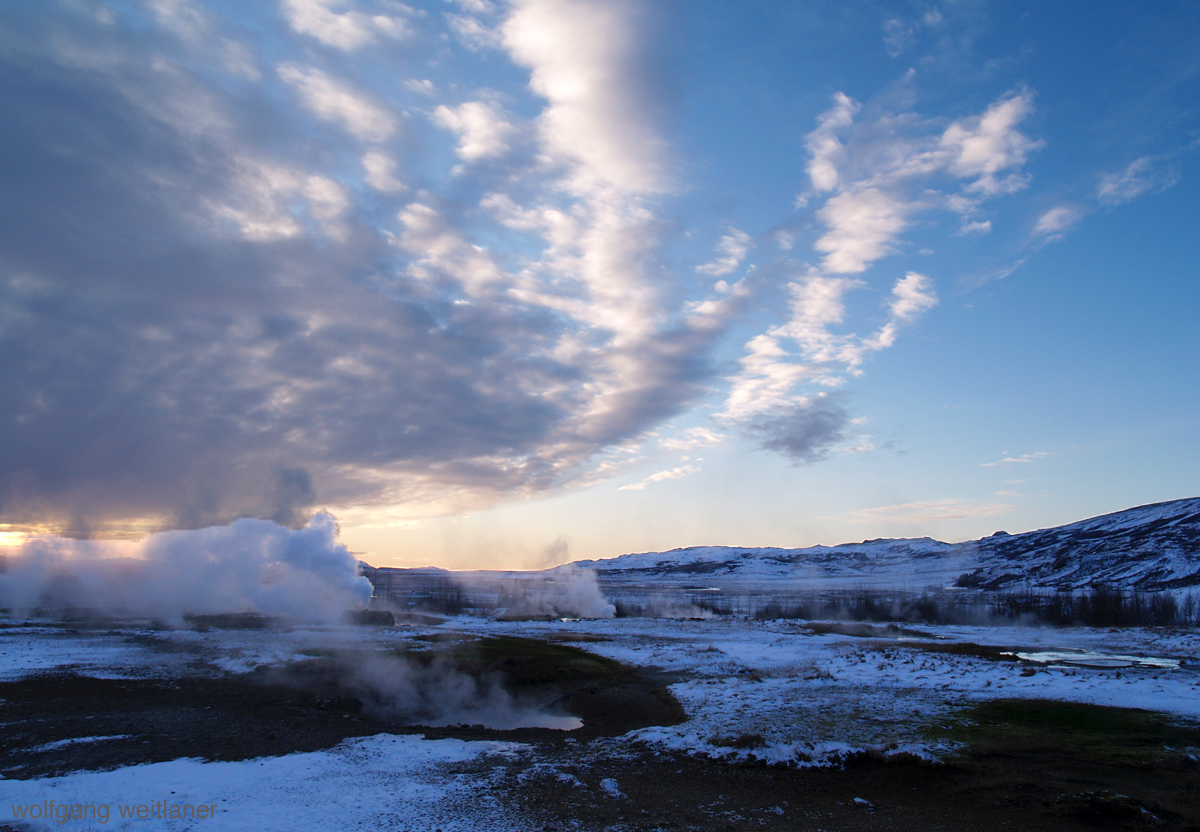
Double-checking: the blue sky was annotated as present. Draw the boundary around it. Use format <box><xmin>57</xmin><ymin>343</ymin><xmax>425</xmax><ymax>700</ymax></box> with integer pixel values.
<box><xmin>0</xmin><ymin>0</ymin><xmax>1196</xmax><ymax>568</ymax></box>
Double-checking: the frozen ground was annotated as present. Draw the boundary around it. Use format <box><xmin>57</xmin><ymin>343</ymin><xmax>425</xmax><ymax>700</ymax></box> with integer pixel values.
<box><xmin>2</xmin><ymin>613</ymin><xmax>1199</xmax><ymax>831</ymax></box>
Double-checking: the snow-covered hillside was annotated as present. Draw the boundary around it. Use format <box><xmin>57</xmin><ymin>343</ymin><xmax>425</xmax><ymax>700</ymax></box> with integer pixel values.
<box><xmin>575</xmin><ymin>498</ymin><xmax>1200</xmax><ymax>591</ymax></box>
<box><xmin>960</xmin><ymin>497</ymin><xmax>1200</xmax><ymax>590</ymax></box>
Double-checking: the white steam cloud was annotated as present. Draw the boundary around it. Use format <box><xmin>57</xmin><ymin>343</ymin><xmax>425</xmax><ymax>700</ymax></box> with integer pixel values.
<box><xmin>345</xmin><ymin>653</ymin><xmax>581</xmax><ymax>730</ymax></box>
<box><xmin>0</xmin><ymin>514</ymin><xmax>371</xmax><ymax>623</ymax></box>
<box><xmin>500</xmin><ymin>565</ymin><xmax>615</xmax><ymax>619</ymax></box>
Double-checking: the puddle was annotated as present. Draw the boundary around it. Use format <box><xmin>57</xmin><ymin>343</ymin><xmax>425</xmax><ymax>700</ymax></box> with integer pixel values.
<box><xmin>1006</xmin><ymin>650</ymin><xmax>1180</xmax><ymax>670</ymax></box>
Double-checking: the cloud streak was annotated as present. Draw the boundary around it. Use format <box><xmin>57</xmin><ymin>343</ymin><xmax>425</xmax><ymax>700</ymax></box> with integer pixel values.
<box><xmin>839</xmin><ymin>499</ymin><xmax>1015</xmax><ymax>524</ymax></box>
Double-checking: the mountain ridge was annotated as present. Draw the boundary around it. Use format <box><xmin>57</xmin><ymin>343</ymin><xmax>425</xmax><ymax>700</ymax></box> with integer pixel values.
<box><xmin>572</xmin><ymin>497</ymin><xmax>1200</xmax><ymax>591</ymax></box>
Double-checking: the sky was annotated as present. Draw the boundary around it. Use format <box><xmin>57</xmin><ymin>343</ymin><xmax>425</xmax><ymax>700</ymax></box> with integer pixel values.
<box><xmin>0</xmin><ymin>0</ymin><xmax>1197</xmax><ymax>569</ymax></box>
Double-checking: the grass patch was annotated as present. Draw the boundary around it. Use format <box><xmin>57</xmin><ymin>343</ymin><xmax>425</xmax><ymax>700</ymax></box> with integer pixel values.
<box><xmin>446</xmin><ymin>636</ymin><xmax>627</xmax><ymax>686</ymax></box>
<box><xmin>803</xmin><ymin>621</ymin><xmax>937</xmax><ymax>639</ymax></box>
<box><xmin>926</xmin><ymin>698</ymin><xmax>1200</xmax><ymax>828</ymax></box>
<box><xmin>934</xmin><ymin>698</ymin><xmax>1200</xmax><ymax>763</ymax></box>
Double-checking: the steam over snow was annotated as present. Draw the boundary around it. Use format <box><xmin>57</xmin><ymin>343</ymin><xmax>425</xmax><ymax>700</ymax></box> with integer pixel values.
<box><xmin>0</xmin><ymin>514</ymin><xmax>371</xmax><ymax>623</ymax></box>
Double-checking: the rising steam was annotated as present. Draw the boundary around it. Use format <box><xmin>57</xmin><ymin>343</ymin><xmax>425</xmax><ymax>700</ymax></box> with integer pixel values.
<box><xmin>344</xmin><ymin>653</ymin><xmax>581</xmax><ymax>730</ymax></box>
<box><xmin>499</xmin><ymin>565</ymin><xmax>616</xmax><ymax>619</ymax></box>
<box><xmin>0</xmin><ymin>513</ymin><xmax>371</xmax><ymax>623</ymax></box>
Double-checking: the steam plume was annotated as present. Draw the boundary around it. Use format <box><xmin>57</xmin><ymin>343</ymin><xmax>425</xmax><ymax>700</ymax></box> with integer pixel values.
<box><xmin>0</xmin><ymin>513</ymin><xmax>371</xmax><ymax>623</ymax></box>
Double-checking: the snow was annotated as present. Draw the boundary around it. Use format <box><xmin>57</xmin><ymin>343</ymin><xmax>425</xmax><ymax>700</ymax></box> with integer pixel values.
<box><xmin>27</xmin><ymin>737</ymin><xmax>131</xmax><ymax>755</ymax></box>
<box><xmin>477</xmin><ymin>616</ymin><xmax>1200</xmax><ymax>765</ymax></box>
<box><xmin>4</xmin><ymin>734</ymin><xmax>522</xmax><ymax>832</ymax></box>
<box><xmin>598</xmin><ymin>778</ymin><xmax>626</xmax><ymax>799</ymax></box>
<box><xmin>3</xmin><ymin>611</ymin><xmax>1199</xmax><ymax>828</ymax></box>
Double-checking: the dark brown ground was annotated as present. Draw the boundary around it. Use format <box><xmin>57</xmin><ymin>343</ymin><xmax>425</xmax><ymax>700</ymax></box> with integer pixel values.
<box><xmin>2</xmin><ymin>633</ymin><xmax>1199</xmax><ymax>832</ymax></box>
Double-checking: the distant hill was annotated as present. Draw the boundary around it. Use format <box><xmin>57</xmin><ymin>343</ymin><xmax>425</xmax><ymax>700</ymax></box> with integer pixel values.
<box><xmin>575</xmin><ymin>497</ymin><xmax>1200</xmax><ymax>591</ymax></box>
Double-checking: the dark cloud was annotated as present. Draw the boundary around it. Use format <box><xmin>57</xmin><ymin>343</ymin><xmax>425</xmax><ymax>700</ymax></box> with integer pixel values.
<box><xmin>742</xmin><ymin>396</ymin><xmax>850</xmax><ymax>464</ymax></box>
<box><xmin>0</xmin><ymin>3</ymin><xmax>730</xmax><ymax>533</ymax></box>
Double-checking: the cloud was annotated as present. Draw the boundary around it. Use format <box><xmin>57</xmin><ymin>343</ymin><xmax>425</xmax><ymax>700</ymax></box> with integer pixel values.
<box><xmin>802</xmin><ymin>90</ymin><xmax>1039</xmax><ymax>275</ymax></box>
<box><xmin>721</xmin><ymin>86</ymin><xmax>1029</xmax><ymax>461</ymax></box>
<box><xmin>278</xmin><ymin>64</ymin><xmax>396</xmax><ymax>141</ymax></box>
<box><xmin>395</xmin><ymin>203</ymin><xmax>505</xmax><ymax>295</ymax></box>
<box><xmin>883</xmin><ymin>18</ymin><xmax>919</xmax><ymax>58</ymax></box>
<box><xmin>741</xmin><ymin>396</ymin><xmax>850</xmax><ymax>464</ymax></box>
<box><xmin>805</xmin><ymin>92</ymin><xmax>858</xmax><ymax>194</ymax></box>
<box><xmin>939</xmin><ymin>93</ymin><xmax>1041</xmax><ymax>196</ymax></box>
<box><xmin>617</xmin><ymin>465</ymin><xmax>699</xmax><ymax>491</ymax></box>
<box><xmin>0</xmin><ymin>11</ymin><xmax>601</xmax><ymax>530</ymax></box>
<box><xmin>0</xmin><ymin>0</ymin><xmax>759</xmax><ymax>537</ymax></box>
<box><xmin>361</xmin><ymin>151</ymin><xmax>406</xmax><ymax>192</ymax></box>
<box><xmin>814</xmin><ymin>188</ymin><xmax>912</xmax><ymax>274</ymax></box>
<box><xmin>1098</xmin><ymin>155</ymin><xmax>1181</xmax><ymax>205</ymax></box>
<box><xmin>658</xmin><ymin>427</ymin><xmax>726</xmax><ymax>451</ymax></box>
<box><xmin>0</xmin><ymin>1</ymin><xmax>1048</xmax><ymax>538</ymax></box>
<box><xmin>839</xmin><ymin>499</ymin><xmax>1015</xmax><ymax>524</ymax></box>
<box><xmin>207</xmin><ymin>156</ymin><xmax>351</xmax><ymax>241</ymax></box>
<box><xmin>281</xmin><ymin>0</ymin><xmax>410</xmax><ymax>51</ymax></box>
<box><xmin>887</xmin><ymin>272</ymin><xmax>938</xmax><ymax>322</ymax></box>
<box><xmin>982</xmin><ymin>451</ymin><xmax>1051</xmax><ymax>467</ymax></box>
<box><xmin>447</xmin><ymin>12</ymin><xmax>503</xmax><ymax>51</ymax></box>
<box><xmin>433</xmin><ymin>101</ymin><xmax>516</xmax><ymax>161</ymax></box>
<box><xmin>146</xmin><ymin>0</ymin><xmax>259</xmax><ymax>79</ymax></box>
<box><xmin>1032</xmin><ymin>206</ymin><xmax>1081</xmax><ymax>239</ymax></box>
<box><xmin>958</xmin><ymin>219</ymin><xmax>992</xmax><ymax>235</ymax></box>
<box><xmin>502</xmin><ymin>0</ymin><xmax>671</xmax><ymax>195</ymax></box>
<box><xmin>696</xmin><ymin>229</ymin><xmax>752</xmax><ymax>277</ymax></box>
<box><xmin>718</xmin><ymin>270</ymin><xmax>933</xmax><ymax>438</ymax></box>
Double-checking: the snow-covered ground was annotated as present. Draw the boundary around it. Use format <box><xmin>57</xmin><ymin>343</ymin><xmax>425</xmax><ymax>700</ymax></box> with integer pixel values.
<box><xmin>3</xmin><ymin>614</ymin><xmax>1199</xmax><ymax>830</ymax></box>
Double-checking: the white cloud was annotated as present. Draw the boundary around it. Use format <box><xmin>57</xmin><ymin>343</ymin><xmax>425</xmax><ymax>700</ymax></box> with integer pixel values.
<box><xmin>617</xmin><ymin>465</ymin><xmax>699</xmax><ymax>491</ymax></box>
<box><xmin>888</xmin><ymin>271</ymin><xmax>938</xmax><ymax>322</ymax></box>
<box><xmin>503</xmin><ymin>0</ymin><xmax>670</xmax><ymax>196</ymax></box>
<box><xmin>433</xmin><ymin>101</ymin><xmax>516</xmax><ymax>161</ymax></box>
<box><xmin>281</xmin><ymin>0</ymin><xmax>409</xmax><ymax>51</ymax></box>
<box><xmin>208</xmin><ymin>158</ymin><xmax>349</xmax><ymax>241</ymax></box>
<box><xmin>958</xmin><ymin>219</ymin><xmax>991</xmax><ymax>235</ymax></box>
<box><xmin>805</xmin><ymin>92</ymin><xmax>858</xmax><ymax>194</ymax></box>
<box><xmin>696</xmin><ymin>229</ymin><xmax>751</xmax><ymax>277</ymax></box>
<box><xmin>395</xmin><ymin>204</ymin><xmax>504</xmax><ymax>296</ymax></box>
<box><xmin>404</xmin><ymin>79</ymin><xmax>437</xmax><ymax>97</ymax></box>
<box><xmin>800</xmin><ymin>91</ymin><xmax>1039</xmax><ymax>275</ymax></box>
<box><xmin>451</xmin><ymin>0</ymin><xmax>497</xmax><ymax>13</ymax></box>
<box><xmin>659</xmin><ymin>427</ymin><xmax>725</xmax><ymax>451</ymax></box>
<box><xmin>814</xmin><ymin>188</ymin><xmax>912</xmax><ymax>274</ymax></box>
<box><xmin>1032</xmin><ymin>206</ymin><xmax>1081</xmax><ymax>239</ymax></box>
<box><xmin>722</xmin><ymin>90</ymin><xmax>1035</xmax><ymax>440</ymax></box>
<box><xmin>720</xmin><ymin>334</ymin><xmax>822</xmax><ymax>422</ymax></box>
<box><xmin>982</xmin><ymin>451</ymin><xmax>1050</xmax><ymax>468</ymax></box>
<box><xmin>278</xmin><ymin>64</ymin><xmax>395</xmax><ymax>142</ymax></box>
<box><xmin>777</xmin><ymin>271</ymin><xmax>936</xmax><ymax>375</ymax></box>
<box><xmin>146</xmin><ymin>0</ymin><xmax>259</xmax><ymax>78</ymax></box>
<box><xmin>940</xmin><ymin>93</ymin><xmax>1041</xmax><ymax>196</ymax></box>
<box><xmin>1098</xmin><ymin>155</ymin><xmax>1181</xmax><ymax>205</ymax></box>
<box><xmin>362</xmin><ymin>151</ymin><xmax>406</xmax><ymax>192</ymax></box>
<box><xmin>840</xmin><ymin>499</ymin><xmax>1014</xmax><ymax>524</ymax></box>
<box><xmin>883</xmin><ymin>18</ymin><xmax>918</xmax><ymax>57</ymax></box>
<box><xmin>447</xmin><ymin>13</ymin><xmax>503</xmax><ymax>50</ymax></box>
